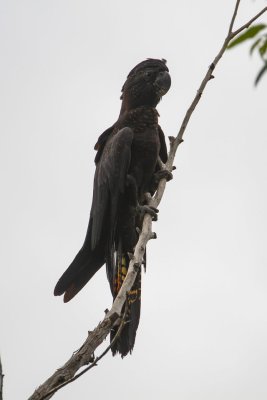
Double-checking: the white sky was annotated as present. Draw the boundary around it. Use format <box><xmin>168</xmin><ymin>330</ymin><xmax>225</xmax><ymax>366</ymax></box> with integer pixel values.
<box><xmin>1</xmin><ymin>1</ymin><xmax>267</xmax><ymax>399</ymax></box>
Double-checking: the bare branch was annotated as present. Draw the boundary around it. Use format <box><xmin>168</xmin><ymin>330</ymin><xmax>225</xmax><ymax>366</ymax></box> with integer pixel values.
<box><xmin>231</xmin><ymin>6</ymin><xmax>267</xmax><ymax>38</ymax></box>
<box><xmin>27</xmin><ymin>2</ymin><xmax>267</xmax><ymax>399</ymax></box>
<box><xmin>228</xmin><ymin>0</ymin><xmax>241</xmax><ymax>35</ymax></box>
<box><xmin>163</xmin><ymin>2</ymin><xmax>267</xmax><ymax>175</ymax></box>
<box><xmin>28</xmin><ymin>313</ymin><xmax>118</xmax><ymax>400</ymax></box>
<box><xmin>0</xmin><ymin>357</ymin><xmax>3</xmax><ymax>400</ymax></box>
<box><xmin>37</xmin><ymin>300</ymin><xmax>129</xmax><ymax>400</ymax></box>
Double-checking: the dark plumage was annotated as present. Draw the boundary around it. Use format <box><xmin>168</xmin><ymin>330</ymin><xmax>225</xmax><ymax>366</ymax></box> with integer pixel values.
<box><xmin>54</xmin><ymin>58</ymin><xmax>171</xmax><ymax>356</ymax></box>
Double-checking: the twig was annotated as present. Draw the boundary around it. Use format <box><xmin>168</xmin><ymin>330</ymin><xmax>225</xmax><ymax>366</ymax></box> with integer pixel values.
<box><xmin>28</xmin><ymin>2</ymin><xmax>267</xmax><ymax>399</ymax></box>
<box><xmin>0</xmin><ymin>357</ymin><xmax>3</xmax><ymax>400</ymax></box>
<box><xmin>28</xmin><ymin>312</ymin><xmax>118</xmax><ymax>400</ymax></box>
<box><xmin>162</xmin><ymin>1</ymin><xmax>267</xmax><ymax>176</ymax></box>
<box><xmin>38</xmin><ymin>300</ymin><xmax>129</xmax><ymax>400</ymax></box>
<box><xmin>228</xmin><ymin>0</ymin><xmax>241</xmax><ymax>35</ymax></box>
<box><xmin>231</xmin><ymin>6</ymin><xmax>267</xmax><ymax>38</ymax></box>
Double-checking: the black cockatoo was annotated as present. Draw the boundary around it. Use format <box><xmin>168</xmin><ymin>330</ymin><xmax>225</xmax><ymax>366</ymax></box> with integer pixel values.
<box><xmin>54</xmin><ymin>58</ymin><xmax>171</xmax><ymax>356</ymax></box>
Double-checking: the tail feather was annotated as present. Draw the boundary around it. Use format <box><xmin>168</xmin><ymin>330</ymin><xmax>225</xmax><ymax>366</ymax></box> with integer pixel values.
<box><xmin>110</xmin><ymin>253</ymin><xmax>141</xmax><ymax>357</ymax></box>
<box><xmin>54</xmin><ymin>244</ymin><xmax>105</xmax><ymax>302</ymax></box>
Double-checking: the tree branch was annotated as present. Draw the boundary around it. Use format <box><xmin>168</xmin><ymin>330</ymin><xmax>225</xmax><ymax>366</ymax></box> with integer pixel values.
<box><xmin>28</xmin><ymin>1</ymin><xmax>267</xmax><ymax>399</ymax></box>
<box><xmin>36</xmin><ymin>299</ymin><xmax>129</xmax><ymax>400</ymax></box>
<box><xmin>28</xmin><ymin>313</ymin><xmax>118</xmax><ymax>400</ymax></box>
<box><xmin>231</xmin><ymin>6</ymin><xmax>267</xmax><ymax>38</ymax></box>
<box><xmin>162</xmin><ymin>1</ymin><xmax>267</xmax><ymax>175</ymax></box>
<box><xmin>228</xmin><ymin>0</ymin><xmax>241</xmax><ymax>35</ymax></box>
<box><xmin>0</xmin><ymin>357</ymin><xmax>3</xmax><ymax>400</ymax></box>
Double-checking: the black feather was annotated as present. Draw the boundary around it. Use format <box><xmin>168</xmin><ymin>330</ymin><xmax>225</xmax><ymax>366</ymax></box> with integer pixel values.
<box><xmin>54</xmin><ymin>58</ymin><xmax>171</xmax><ymax>356</ymax></box>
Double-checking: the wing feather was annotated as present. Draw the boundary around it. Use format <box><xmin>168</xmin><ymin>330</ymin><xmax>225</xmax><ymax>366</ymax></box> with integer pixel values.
<box><xmin>54</xmin><ymin>127</ymin><xmax>134</xmax><ymax>301</ymax></box>
<box><xmin>90</xmin><ymin>127</ymin><xmax>134</xmax><ymax>250</ymax></box>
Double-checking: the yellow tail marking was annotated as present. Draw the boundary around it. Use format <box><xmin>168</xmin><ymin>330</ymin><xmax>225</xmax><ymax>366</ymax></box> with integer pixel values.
<box><xmin>114</xmin><ymin>256</ymin><xmax>141</xmax><ymax>304</ymax></box>
<box><xmin>114</xmin><ymin>256</ymin><xmax>127</xmax><ymax>295</ymax></box>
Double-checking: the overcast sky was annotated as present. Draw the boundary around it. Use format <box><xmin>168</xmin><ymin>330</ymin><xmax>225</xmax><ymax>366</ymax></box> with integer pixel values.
<box><xmin>1</xmin><ymin>1</ymin><xmax>267</xmax><ymax>399</ymax></box>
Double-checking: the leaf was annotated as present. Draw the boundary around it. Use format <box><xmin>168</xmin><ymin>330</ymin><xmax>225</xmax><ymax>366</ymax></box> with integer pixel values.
<box><xmin>249</xmin><ymin>38</ymin><xmax>261</xmax><ymax>55</ymax></box>
<box><xmin>259</xmin><ymin>38</ymin><xmax>267</xmax><ymax>58</ymax></box>
<box><xmin>227</xmin><ymin>24</ymin><xmax>267</xmax><ymax>49</ymax></box>
<box><xmin>254</xmin><ymin>62</ymin><xmax>267</xmax><ymax>86</ymax></box>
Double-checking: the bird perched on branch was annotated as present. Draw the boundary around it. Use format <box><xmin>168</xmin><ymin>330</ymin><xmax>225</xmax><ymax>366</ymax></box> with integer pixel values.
<box><xmin>54</xmin><ymin>58</ymin><xmax>171</xmax><ymax>357</ymax></box>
